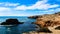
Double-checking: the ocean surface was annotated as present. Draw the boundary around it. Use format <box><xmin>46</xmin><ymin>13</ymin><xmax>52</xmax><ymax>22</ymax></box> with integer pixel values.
<box><xmin>0</xmin><ymin>16</ymin><xmax>36</xmax><ymax>34</ymax></box>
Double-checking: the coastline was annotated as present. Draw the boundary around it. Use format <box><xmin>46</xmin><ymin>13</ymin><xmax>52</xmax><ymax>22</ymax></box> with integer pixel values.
<box><xmin>28</xmin><ymin>12</ymin><xmax>60</xmax><ymax>34</ymax></box>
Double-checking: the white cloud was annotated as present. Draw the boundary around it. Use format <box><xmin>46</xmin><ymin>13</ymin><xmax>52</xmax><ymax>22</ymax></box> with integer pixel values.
<box><xmin>15</xmin><ymin>5</ymin><xmax>27</xmax><ymax>10</ymax></box>
<box><xmin>0</xmin><ymin>0</ymin><xmax>59</xmax><ymax>11</ymax></box>
<box><xmin>0</xmin><ymin>0</ymin><xmax>59</xmax><ymax>16</ymax></box>
<box><xmin>5</xmin><ymin>3</ymin><xmax>19</xmax><ymax>6</ymax></box>
<box><xmin>0</xmin><ymin>7</ymin><xmax>12</xmax><ymax>16</ymax></box>
<box><xmin>54</xmin><ymin>8</ymin><xmax>60</xmax><ymax>12</ymax></box>
<box><xmin>0</xmin><ymin>7</ymin><xmax>11</xmax><ymax>11</ymax></box>
<box><xmin>15</xmin><ymin>0</ymin><xmax>59</xmax><ymax>10</ymax></box>
<box><xmin>0</xmin><ymin>2</ymin><xmax>19</xmax><ymax>7</ymax></box>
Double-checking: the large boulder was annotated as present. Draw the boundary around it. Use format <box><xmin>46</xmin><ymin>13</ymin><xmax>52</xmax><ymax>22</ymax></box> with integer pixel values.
<box><xmin>1</xmin><ymin>19</ymin><xmax>24</xmax><ymax>25</ymax></box>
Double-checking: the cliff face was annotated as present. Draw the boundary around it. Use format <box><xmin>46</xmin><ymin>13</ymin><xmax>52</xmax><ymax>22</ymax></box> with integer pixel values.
<box><xmin>36</xmin><ymin>15</ymin><xmax>60</xmax><ymax>27</ymax></box>
<box><xmin>29</xmin><ymin>12</ymin><xmax>60</xmax><ymax>28</ymax></box>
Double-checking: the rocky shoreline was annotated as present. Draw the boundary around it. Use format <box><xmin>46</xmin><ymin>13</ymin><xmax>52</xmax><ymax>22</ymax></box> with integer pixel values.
<box><xmin>28</xmin><ymin>12</ymin><xmax>60</xmax><ymax>33</ymax></box>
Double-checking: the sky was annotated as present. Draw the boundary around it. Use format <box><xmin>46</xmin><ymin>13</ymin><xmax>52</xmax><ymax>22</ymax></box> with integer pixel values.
<box><xmin>0</xmin><ymin>0</ymin><xmax>60</xmax><ymax>16</ymax></box>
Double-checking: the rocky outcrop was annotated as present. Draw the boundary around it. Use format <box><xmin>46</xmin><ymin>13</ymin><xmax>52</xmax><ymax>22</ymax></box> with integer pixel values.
<box><xmin>28</xmin><ymin>12</ymin><xmax>60</xmax><ymax>33</ymax></box>
<box><xmin>29</xmin><ymin>12</ymin><xmax>60</xmax><ymax>27</ymax></box>
<box><xmin>28</xmin><ymin>16</ymin><xmax>39</xmax><ymax>19</ymax></box>
<box><xmin>1</xmin><ymin>19</ymin><xmax>24</xmax><ymax>25</ymax></box>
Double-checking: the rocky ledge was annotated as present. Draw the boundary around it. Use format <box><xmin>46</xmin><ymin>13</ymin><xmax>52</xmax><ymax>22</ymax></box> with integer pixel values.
<box><xmin>1</xmin><ymin>19</ymin><xmax>24</xmax><ymax>25</ymax></box>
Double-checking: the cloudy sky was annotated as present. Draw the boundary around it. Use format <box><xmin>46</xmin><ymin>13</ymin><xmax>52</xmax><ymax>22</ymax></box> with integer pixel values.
<box><xmin>0</xmin><ymin>0</ymin><xmax>60</xmax><ymax>16</ymax></box>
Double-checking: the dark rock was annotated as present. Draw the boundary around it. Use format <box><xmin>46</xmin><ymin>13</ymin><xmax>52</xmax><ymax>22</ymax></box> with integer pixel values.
<box><xmin>35</xmin><ymin>25</ymin><xmax>52</xmax><ymax>33</ymax></box>
<box><xmin>37</xmin><ymin>27</ymin><xmax>52</xmax><ymax>33</ymax></box>
<box><xmin>31</xmin><ymin>22</ymin><xmax>35</xmax><ymax>24</ymax></box>
<box><xmin>28</xmin><ymin>16</ymin><xmax>38</xmax><ymax>19</ymax></box>
<box><xmin>55</xmin><ymin>26</ymin><xmax>60</xmax><ymax>30</ymax></box>
<box><xmin>1</xmin><ymin>19</ymin><xmax>24</xmax><ymax>25</ymax></box>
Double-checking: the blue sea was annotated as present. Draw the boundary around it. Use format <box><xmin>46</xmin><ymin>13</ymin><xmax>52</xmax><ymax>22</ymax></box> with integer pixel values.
<box><xmin>0</xmin><ymin>16</ymin><xmax>36</xmax><ymax>34</ymax></box>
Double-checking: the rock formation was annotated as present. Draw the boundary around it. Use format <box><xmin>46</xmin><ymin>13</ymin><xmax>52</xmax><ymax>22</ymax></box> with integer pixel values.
<box><xmin>28</xmin><ymin>12</ymin><xmax>60</xmax><ymax>33</ymax></box>
<box><xmin>29</xmin><ymin>12</ymin><xmax>60</xmax><ymax>27</ymax></box>
<box><xmin>1</xmin><ymin>19</ymin><xmax>24</xmax><ymax>25</ymax></box>
<box><xmin>28</xmin><ymin>16</ymin><xmax>39</xmax><ymax>19</ymax></box>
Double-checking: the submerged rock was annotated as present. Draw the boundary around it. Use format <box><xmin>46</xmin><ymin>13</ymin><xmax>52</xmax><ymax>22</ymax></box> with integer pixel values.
<box><xmin>1</xmin><ymin>19</ymin><xmax>24</xmax><ymax>25</ymax></box>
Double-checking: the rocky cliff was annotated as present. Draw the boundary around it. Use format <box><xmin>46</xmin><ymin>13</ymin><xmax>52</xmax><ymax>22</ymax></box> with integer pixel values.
<box><xmin>28</xmin><ymin>12</ymin><xmax>60</xmax><ymax>33</ymax></box>
<box><xmin>29</xmin><ymin>12</ymin><xmax>60</xmax><ymax>28</ymax></box>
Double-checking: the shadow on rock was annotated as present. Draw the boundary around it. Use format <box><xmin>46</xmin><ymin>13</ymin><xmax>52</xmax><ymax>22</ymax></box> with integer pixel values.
<box><xmin>55</xmin><ymin>26</ymin><xmax>60</xmax><ymax>30</ymax></box>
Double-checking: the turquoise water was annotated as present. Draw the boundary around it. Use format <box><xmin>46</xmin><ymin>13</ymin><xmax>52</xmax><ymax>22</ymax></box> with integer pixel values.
<box><xmin>0</xmin><ymin>16</ymin><xmax>36</xmax><ymax>34</ymax></box>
